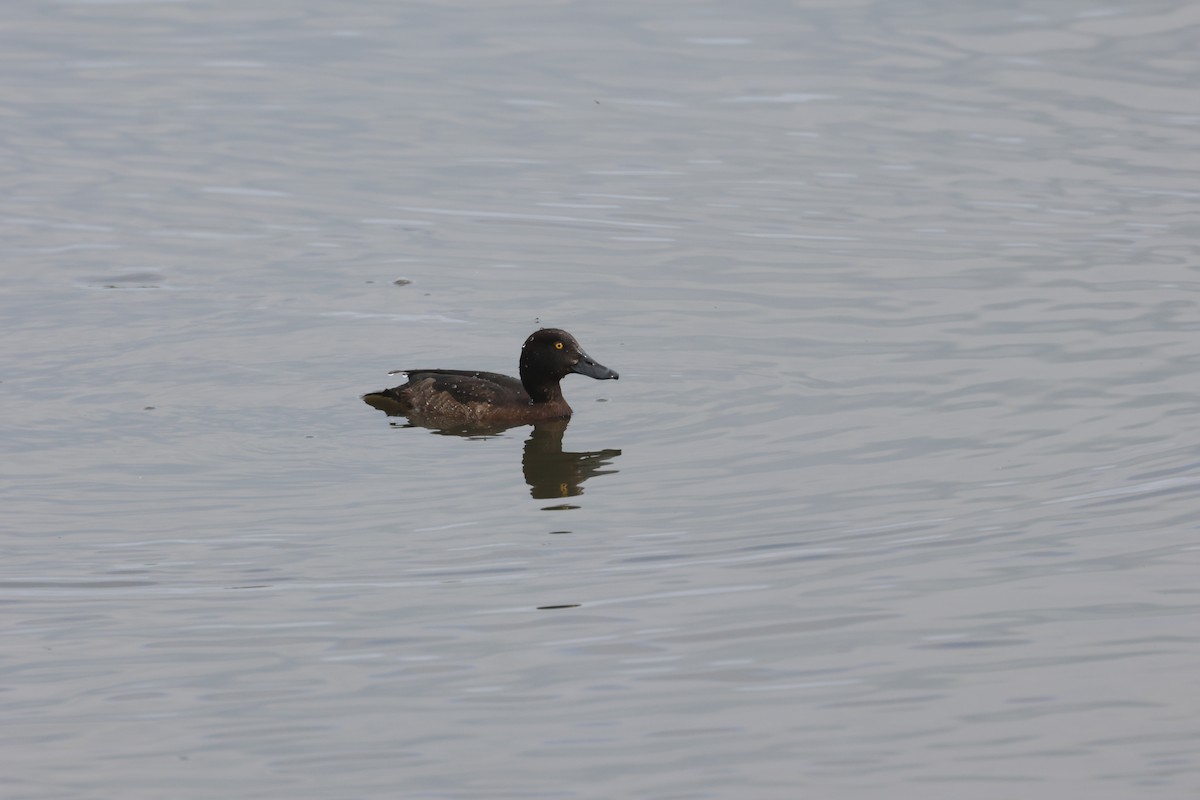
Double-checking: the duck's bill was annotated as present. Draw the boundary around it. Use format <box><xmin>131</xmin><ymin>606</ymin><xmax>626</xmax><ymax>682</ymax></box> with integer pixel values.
<box><xmin>572</xmin><ymin>352</ymin><xmax>619</xmax><ymax>380</ymax></box>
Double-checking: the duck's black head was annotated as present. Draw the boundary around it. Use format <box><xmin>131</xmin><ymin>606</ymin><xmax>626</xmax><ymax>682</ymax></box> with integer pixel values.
<box><xmin>519</xmin><ymin>328</ymin><xmax>619</xmax><ymax>402</ymax></box>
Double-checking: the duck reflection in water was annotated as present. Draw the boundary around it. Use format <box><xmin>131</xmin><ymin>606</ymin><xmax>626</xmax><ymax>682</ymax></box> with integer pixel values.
<box><xmin>362</xmin><ymin>328</ymin><xmax>622</xmax><ymax>498</ymax></box>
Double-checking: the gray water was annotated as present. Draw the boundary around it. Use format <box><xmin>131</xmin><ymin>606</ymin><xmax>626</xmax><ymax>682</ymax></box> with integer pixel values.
<box><xmin>4</xmin><ymin>0</ymin><xmax>1200</xmax><ymax>797</ymax></box>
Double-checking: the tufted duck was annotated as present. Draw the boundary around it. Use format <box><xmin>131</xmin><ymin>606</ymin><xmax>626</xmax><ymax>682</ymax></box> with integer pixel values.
<box><xmin>363</xmin><ymin>328</ymin><xmax>618</xmax><ymax>425</ymax></box>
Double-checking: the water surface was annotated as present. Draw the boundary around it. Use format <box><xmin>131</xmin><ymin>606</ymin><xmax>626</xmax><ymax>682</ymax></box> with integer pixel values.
<box><xmin>3</xmin><ymin>1</ymin><xmax>1200</xmax><ymax>798</ymax></box>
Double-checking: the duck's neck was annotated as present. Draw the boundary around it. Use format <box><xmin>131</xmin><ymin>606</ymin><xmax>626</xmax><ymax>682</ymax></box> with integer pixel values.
<box><xmin>521</xmin><ymin>375</ymin><xmax>564</xmax><ymax>404</ymax></box>
<box><xmin>519</xmin><ymin>350</ymin><xmax>565</xmax><ymax>404</ymax></box>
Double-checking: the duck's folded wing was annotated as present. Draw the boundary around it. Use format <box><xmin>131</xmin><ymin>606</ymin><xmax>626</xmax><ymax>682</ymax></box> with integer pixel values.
<box><xmin>400</xmin><ymin>370</ymin><xmax>528</xmax><ymax>406</ymax></box>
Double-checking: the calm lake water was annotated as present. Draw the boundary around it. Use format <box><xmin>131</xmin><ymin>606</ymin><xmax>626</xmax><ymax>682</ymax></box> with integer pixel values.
<box><xmin>4</xmin><ymin>0</ymin><xmax>1200</xmax><ymax>797</ymax></box>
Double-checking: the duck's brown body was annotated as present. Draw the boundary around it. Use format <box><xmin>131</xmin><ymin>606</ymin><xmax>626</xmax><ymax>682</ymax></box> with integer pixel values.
<box><xmin>363</xmin><ymin>329</ymin><xmax>618</xmax><ymax>426</ymax></box>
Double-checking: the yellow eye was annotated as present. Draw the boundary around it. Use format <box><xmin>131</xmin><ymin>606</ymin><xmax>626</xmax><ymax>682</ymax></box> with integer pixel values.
<box><xmin>554</xmin><ymin>341</ymin><xmax>564</xmax><ymax>350</ymax></box>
